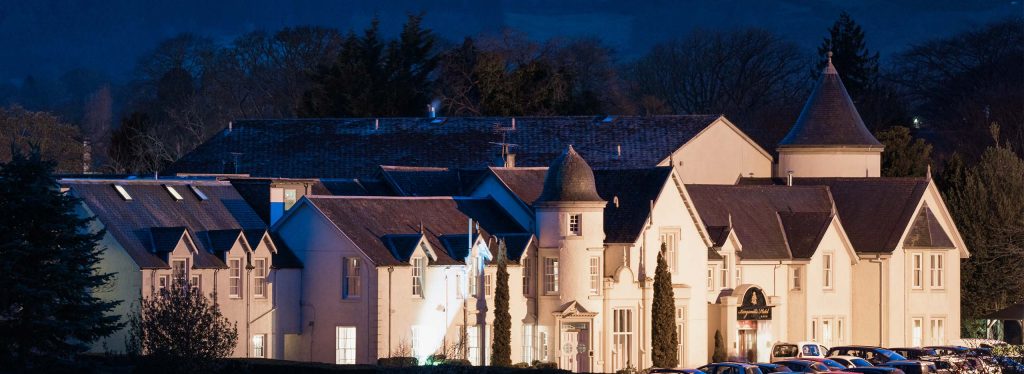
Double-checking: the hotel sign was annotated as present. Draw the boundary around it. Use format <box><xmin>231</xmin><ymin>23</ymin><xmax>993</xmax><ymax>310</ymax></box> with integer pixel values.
<box><xmin>737</xmin><ymin>287</ymin><xmax>772</xmax><ymax>320</ymax></box>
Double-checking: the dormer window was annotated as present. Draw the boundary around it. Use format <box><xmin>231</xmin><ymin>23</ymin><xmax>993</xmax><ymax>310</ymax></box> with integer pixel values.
<box><xmin>164</xmin><ymin>185</ymin><xmax>183</xmax><ymax>200</ymax></box>
<box><xmin>113</xmin><ymin>185</ymin><xmax>132</xmax><ymax>200</ymax></box>
<box><xmin>568</xmin><ymin>214</ymin><xmax>582</xmax><ymax>236</ymax></box>
<box><xmin>189</xmin><ymin>185</ymin><xmax>208</xmax><ymax>201</ymax></box>
<box><xmin>412</xmin><ymin>257</ymin><xmax>425</xmax><ymax>297</ymax></box>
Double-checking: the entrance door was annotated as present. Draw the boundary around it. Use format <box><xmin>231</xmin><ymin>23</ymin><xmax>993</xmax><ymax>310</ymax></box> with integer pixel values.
<box><xmin>739</xmin><ymin>330</ymin><xmax>757</xmax><ymax>362</ymax></box>
<box><xmin>561</xmin><ymin>330</ymin><xmax>579</xmax><ymax>371</ymax></box>
<box><xmin>575</xmin><ymin>328</ymin><xmax>590</xmax><ymax>372</ymax></box>
<box><xmin>560</xmin><ymin>323</ymin><xmax>590</xmax><ymax>373</ymax></box>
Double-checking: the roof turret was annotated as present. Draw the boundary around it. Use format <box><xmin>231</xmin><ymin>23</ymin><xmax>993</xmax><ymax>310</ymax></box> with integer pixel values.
<box><xmin>536</xmin><ymin>146</ymin><xmax>603</xmax><ymax>203</ymax></box>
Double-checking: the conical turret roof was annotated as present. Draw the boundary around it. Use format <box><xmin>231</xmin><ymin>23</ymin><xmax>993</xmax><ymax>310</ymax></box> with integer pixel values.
<box><xmin>536</xmin><ymin>145</ymin><xmax>603</xmax><ymax>203</ymax></box>
<box><xmin>778</xmin><ymin>58</ymin><xmax>882</xmax><ymax>149</ymax></box>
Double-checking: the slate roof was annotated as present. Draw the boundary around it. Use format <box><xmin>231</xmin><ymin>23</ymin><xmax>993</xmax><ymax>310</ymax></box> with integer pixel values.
<box><xmin>537</xmin><ymin>146</ymin><xmax>604</xmax><ymax>203</ymax></box>
<box><xmin>489</xmin><ymin>167</ymin><xmax>548</xmax><ymax>206</ymax></box>
<box><xmin>312</xmin><ymin>178</ymin><xmax>395</xmax><ymax>196</ymax></box>
<box><xmin>381</xmin><ymin>234</ymin><xmax>426</xmax><ymax>263</ymax></box>
<box><xmin>778</xmin><ymin>60</ymin><xmax>882</xmax><ymax>148</ymax></box>
<box><xmin>594</xmin><ymin>167</ymin><xmax>674</xmax><ymax>243</ymax></box>
<box><xmin>379</xmin><ymin>166</ymin><xmax>488</xmax><ymax>196</ymax></box>
<box><xmin>168</xmin><ymin>115</ymin><xmax>723</xmax><ymax>178</ymax></box>
<box><xmin>686</xmin><ymin>185</ymin><xmax>835</xmax><ymax>260</ymax></box>
<box><xmin>903</xmin><ymin>203</ymin><xmax>955</xmax><ymax>249</ymax></box>
<box><xmin>739</xmin><ymin>177</ymin><xmax>930</xmax><ymax>253</ymax></box>
<box><xmin>304</xmin><ymin>196</ymin><xmax>529</xmax><ymax>266</ymax></box>
<box><xmin>64</xmin><ymin>179</ymin><xmax>301</xmax><ymax>269</ymax></box>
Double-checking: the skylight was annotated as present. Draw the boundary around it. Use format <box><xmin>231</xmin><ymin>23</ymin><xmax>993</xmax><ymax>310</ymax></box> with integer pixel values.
<box><xmin>164</xmin><ymin>185</ymin><xmax>183</xmax><ymax>200</ymax></box>
<box><xmin>113</xmin><ymin>185</ymin><xmax>132</xmax><ymax>200</ymax></box>
<box><xmin>189</xmin><ymin>185</ymin><xmax>208</xmax><ymax>201</ymax></box>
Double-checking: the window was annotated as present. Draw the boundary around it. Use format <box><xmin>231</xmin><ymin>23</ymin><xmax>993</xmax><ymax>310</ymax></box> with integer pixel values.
<box><xmin>113</xmin><ymin>184</ymin><xmax>132</xmax><ymax>200</ymax></box>
<box><xmin>568</xmin><ymin>214</ymin><xmax>582</xmax><ymax>236</ymax></box>
<box><xmin>343</xmin><ymin>257</ymin><xmax>361</xmax><ymax>299</ymax></box>
<box><xmin>822</xmin><ymin>319</ymin><xmax>833</xmax><ymax>346</ymax></box>
<box><xmin>660</xmin><ymin>231</ymin><xmax>679</xmax><ymax>272</ymax></box>
<box><xmin>589</xmin><ymin>257</ymin><xmax>600</xmax><ymax>295</ymax></box>
<box><xmin>171</xmin><ymin>259</ymin><xmax>188</xmax><ymax>286</ymax></box>
<box><xmin>468</xmin><ymin>326</ymin><xmax>481</xmax><ymax>365</ymax></box>
<box><xmin>456</xmin><ymin>273</ymin><xmax>465</xmax><ymax>299</ymax></box>
<box><xmin>189</xmin><ymin>185</ymin><xmax>208</xmax><ymax>200</ymax></box>
<box><xmin>229</xmin><ymin>259</ymin><xmax>242</xmax><ymax>297</ymax></box>
<box><xmin>612</xmin><ymin>308</ymin><xmax>634</xmax><ymax>371</ymax></box>
<box><xmin>792</xmin><ymin>266</ymin><xmax>803</xmax><ymax>291</ymax></box>
<box><xmin>912</xmin><ymin>318</ymin><xmax>923</xmax><ymax>347</ymax></box>
<box><xmin>336</xmin><ymin>326</ymin><xmax>356</xmax><ymax>364</ymax></box>
<box><xmin>721</xmin><ymin>256</ymin><xmax>729</xmax><ymax>288</ymax></box>
<box><xmin>253</xmin><ymin>258</ymin><xmax>267</xmax><ymax>298</ymax></box>
<box><xmin>252</xmin><ymin>334</ymin><xmax>266</xmax><ymax>358</ymax></box>
<box><xmin>164</xmin><ymin>185</ymin><xmax>183</xmax><ymax>200</ymax></box>
<box><xmin>676</xmin><ymin>307</ymin><xmax>687</xmax><ymax>365</ymax></box>
<box><xmin>912</xmin><ymin>253</ymin><xmax>924</xmax><ymax>289</ymax></box>
<box><xmin>412</xmin><ymin>258</ymin><xmax>425</xmax><ymax>297</ymax></box>
<box><xmin>522</xmin><ymin>325</ymin><xmax>534</xmax><ymax>363</ymax></box>
<box><xmin>158</xmin><ymin>274</ymin><xmax>170</xmax><ymax>293</ymax></box>
<box><xmin>411</xmin><ymin>326</ymin><xmax>426</xmax><ymax>358</ymax></box>
<box><xmin>538</xmin><ymin>329</ymin><xmax>549</xmax><ymax>361</ymax></box>
<box><xmin>837</xmin><ymin>318</ymin><xmax>845</xmax><ymax>344</ymax></box>
<box><xmin>811</xmin><ymin>319</ymin><xmax>818</xmax><ymax>341</ymax></box>
<box><xmin>930</xmin><ymin>318</ymin><xmax>945</xmax><ymax>345</ymax></box>
<box><xmin>190</xmin><ymin>274</ymin><xmax>201</xmax><ymax>293</ymax></box>
<box><xmin>706</xmin><ymin>266</ymin><xmax>715</xmax><ymax>290</ymax></box>
<box><xmin>283</xmin><ymin>189</ymin><xmax>298</xmax><ymax>211</ymax></box>
<box><xmin>823</xmin><ymin>253</ymin><xmax>834</xmax><ymax>289</ymax></box>
<box><xmin>930</xmin><ymin>254</ymin><xmax>944</xmax><ymax>289</ymax></box>
<box><xmin>735</xmin><ymin>267</ymin><xmax>743</xmax><ymax>286</ymax></box>
<box><xmin>522</xmin><ymin>257</ymin><xmax>531</xmax><ymax>295</ymax></box>
<box><xmin>485</xmin><ymin>274</ymin><xmax>493</xmax><ymax>296</ymax></box>
<box><xmin>544</xmin><ymin>258</ymin><xmax>559</xmax><ymax>294</ymax></box>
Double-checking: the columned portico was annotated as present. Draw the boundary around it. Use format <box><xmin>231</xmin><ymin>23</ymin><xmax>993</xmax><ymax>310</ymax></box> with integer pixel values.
<box><xmin>553</xmin><ymin>302</ymin><xmax>597</xmax><ymax>373</ymax></box>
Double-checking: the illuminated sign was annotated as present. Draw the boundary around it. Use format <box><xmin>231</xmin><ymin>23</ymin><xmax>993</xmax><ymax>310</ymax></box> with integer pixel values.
<box><xmin>737</xmin><ymin>287</ymin><xmax>772</xmax><ymax>320</ymax></box>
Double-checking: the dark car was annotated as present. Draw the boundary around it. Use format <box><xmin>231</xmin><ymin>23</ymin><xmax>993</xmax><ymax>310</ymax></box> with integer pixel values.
<box><xmin>651</xmin><ymin>369</ymin><xmax>705</xmax><ymax>374</ymax></box>
<box><xmin>918</xmin><ymin>357</ymin><xmax>962</xmax><ymax>374</ymax></box>
<box><xmin>828</xmin><ymin>346</ymin><xmax>908</xmax><ymax>365</ymax></box>
<box><xmin>889</xmin><ymin>348</ymin><xmax>940</xmax><ymax>360</ymax></box>
<box><xmin>802</xmin><ymin>358</ymin><xmax>855</xmax><ymax>371</ymax></box>
<box><xmin>699</xmin><ymin>362</ymin><xmax>766</xmax><ymax>374</ymax></box>
<box><xmin>775</xmin><ymin>360</ymin><xmax>836</xmax><ymax>373</ymax></box>
<box><xmin>923</xmin><ymin>346</ymin><xmax>970</xmax><ymax>356</ymax></box>
<box><xmin>881</xmin><ymin>360</ymin><xmax>938</xmax><ymax>374</ymax></box>
<box><xmin>755</xmin><ymin>363</ymin><xmax>795</xmax><ymax>373</ymax></box>
<box><xmin>847</xmin><ymin>368</ymin><xmax>906</xmax><ymax>374</ymax></box>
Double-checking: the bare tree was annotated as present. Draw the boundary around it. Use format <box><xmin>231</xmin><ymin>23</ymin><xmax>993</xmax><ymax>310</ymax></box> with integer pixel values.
<box><xmin>0</xmin><ymin>105</ymin><xmax>84</xmax><ymax>173</ymax></box>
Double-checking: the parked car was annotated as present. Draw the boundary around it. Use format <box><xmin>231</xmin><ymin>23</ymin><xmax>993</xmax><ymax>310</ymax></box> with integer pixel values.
<box><xmin>801</xmin><ymin>358</ymin><xmax>854</xmax><ymax>371</ymax></box>
<box><xmin>754</xmin><ymin>363</ymin><xmax>795</xmax><ymax>373</ymax></box>
<box><xmin>917</xmin><ymin>357</ymin><xmax>961</xmax><ymax>374</ymax></box>
<box><xmin>846</xmin><ymin>367</ymin><xmax>906</xmax><ymax>374</ymax></box>
<box><xmin>699</xmin><ymin>362</ymin><xmax>766</xmax><ymax>374</ymax></box>
<box><xmin>828</xmin><ymin>346</ymin><xmax>908</xmax><ymax>365</ymax></box>
<box><xmin>775</xmin><ymin>359</ymin><xmax>838</xmax><ymax>373</ymax></box>
<box><xmin>773</xmin><ymin>342</ymin><xmax>830</xmax><ymax>362</ymax></box>
<box><xmin>830</xmin><ymin>356</ymin><xmax>875</xmax><ymax>368</ymax></box>
<box><xmin>924</xmin><ymin>346</ymin><xmax>971</xmax><ymax>356</ymax></box>
<box><xmin>889</xmin><ymin>348</ymin><xmax>940</xmax><ymax>360</ymax></box>
<box><xmin>880</xmin><ymin>360</ymin><xmax>938</xmax><ymax>374</ymax></box>
<box><xmin>652</xmin><ymin>368</ymin><xmax>705</xmax><ymax>374</ymax></box>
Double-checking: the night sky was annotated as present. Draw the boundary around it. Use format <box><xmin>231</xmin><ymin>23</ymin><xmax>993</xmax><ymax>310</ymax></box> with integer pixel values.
<box><xmin>0</xmin><ymin>0</ymin><xmax>1020</xmax><ymax>84</ymax></box>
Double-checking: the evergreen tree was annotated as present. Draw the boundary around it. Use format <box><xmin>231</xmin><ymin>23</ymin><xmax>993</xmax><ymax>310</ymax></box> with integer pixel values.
<box><xmin>0</xmin><ymin>147</ymin><xmax>121</xmax><ymax>370</ymax></box>
<box><xmin>876</xmin><ymin>126</ymin><xmax>933</xmax><ymax>177</ymax></box>
<box><xmin>651</xmin><ymin>243</ymin><xmax>679</xmax><ymax>368</ymax></box>
<box><xmin>818</xmin><ymin>11</ymin><xmax>879</xmax><ymax>99</ymax></box>
<box><xmin>712</xmin><ymin>330</ymin><xmax>727</xmax><ymax>362</ymax></box>
<box><xmin>384</xmin><ymin>12</ymin><xmax>439</xmax><ymax>116</ymax></box>
<box><xmin>490</xmin><ymin>239</ymin><xmax>512</xmax><ymax>366</ymax></box>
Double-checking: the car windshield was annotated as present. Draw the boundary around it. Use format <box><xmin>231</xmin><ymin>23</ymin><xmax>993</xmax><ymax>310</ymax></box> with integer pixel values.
<box><xmin>803</xmin><ymin>345</ymin><xmax>822</xmax><ymax>356</ymax></box>
<box><xmin>823</xmin><ymin>360</ymin><xmax>847</xmax><ymax>369</ymax></box>
<box><xmin>851</xmin><ymin>358</ymin><xmax>873</xmax><ymax>367</ymax></box>
<box><xmin>879</xmin><ymin>349</ymin><xmax>907</xmax><ymax>361</ymax></box>
<box><xmin>775</xmin><ymin>345</ymin><xmax>799</xmax><ymax>357</ymax></box>
<box><xmin>810</xmin><ymin>363</ymin><xmax>831</xmax><ymax>372</ymax></box>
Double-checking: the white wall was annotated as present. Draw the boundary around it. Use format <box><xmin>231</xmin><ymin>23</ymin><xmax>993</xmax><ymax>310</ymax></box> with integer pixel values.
<box><xmin>666</xmin><ymin>119</ymin><xmax>773</xmax><ymax>185</ymax></box>
<box><xmin>777</xmin><ymin>149</ymin><xmax>882</xmax><ymax>178</ymax></box>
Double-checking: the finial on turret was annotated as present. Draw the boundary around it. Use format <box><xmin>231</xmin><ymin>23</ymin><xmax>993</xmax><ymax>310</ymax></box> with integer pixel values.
<box><xmin>926</xmin><ymin>164</ymin><xmax>932</xmax><ymax>180</ymax></box>
<box><xmin>827</xmin><ymin>50</ymin><xmax>834</xmax><ymax>63</ymax></box>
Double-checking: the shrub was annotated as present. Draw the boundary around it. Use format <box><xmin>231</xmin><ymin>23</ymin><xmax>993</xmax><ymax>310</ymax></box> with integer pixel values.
<box><xmin>378</xmin><ymin>356</ymin><xmax>418</xmax><ymax>367</ymax></box>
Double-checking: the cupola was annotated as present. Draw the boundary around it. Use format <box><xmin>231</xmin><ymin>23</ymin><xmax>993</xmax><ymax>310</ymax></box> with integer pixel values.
<box><xmin>536</xmin><ymin>145</ymin><xmax>603</xmax><ymax>203</ymax></box>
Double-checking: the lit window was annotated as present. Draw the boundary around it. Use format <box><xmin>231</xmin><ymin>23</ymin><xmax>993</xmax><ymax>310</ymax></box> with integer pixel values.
<box><xmin>792</xmin><ymin>266</ymin><xmax>802</xmax><ymax>291</ymax></box>
<box><xmin>113</xmin><ymin>184</ymin><xmax>132</xmax><ymax>200</ymax></box>
<box><xmin>467</xmin><ymin>326</ymin><xmax>481</xmax><ymax>365</ymax></box>
<box><xmin>912</xmin><ymin>318</ymin><xmax>923</xmax><ymax>346</ymax></box>
<box><xmin>721</xmin><ymin>256</ymin><xmax>729</xmax><ymax>288</ymax></box>
<box><xmin>158</xmin><ymin>274</ymin><xmax>170</xmax><ymax>293</ymax></box>
<box><xmin>343</xmin><ymin>257</ymin><xmax>361</xmax><ymax>299</ymax></box>
<box><xmin>336</xmin><ymin>326</ymin><xmax>356</xmax><ymax>364</ymax></box>
<box><xmin>612</xmin><ymin>308</ymin><xmax>634</xmax><ymax>371</ymax></box>
<box><xmin>252</xmin><ymin>334</ymin><xmax>265</xmax><ymax>358</ymax></box>
<box><xmin>544</xmin><ymin>258</ymin><xmax>559</xmax><ymax>294</ymax></box>
<box><xmin>522</xmin><ymin>325</ymin><xmax>534</xmax><ymax>363</ymax></box>
<box><xmin>411</xmin><ymin>326</ymin><xmax>426</xmax><ymax>358</ymax></box>
<box><xmin>930</xmin><ymin>254</ymin><xmax>944</xmax><ymax>288</ymax></box>
<box><xmin>229</xmin><ymin>259</ymin><xmax>242</xmax><ymax>297</ymax></box>
<box><xmin>822</xmin><ymin>319</ymin><xmax>833</xmax><ymax>346</ymax></box>
<box><xmin>912</xmin><ymin>253</ymin><xmax>923</xmax><ymax>289</ymax></box>
<box><xmin>412</xmin><ymin>258</ymin><xmax>425</xmax><ymax>297</ymax></box>
<box><xmin>171</xmin><ymin>259</ymin><xmax>188</xmax><ymax>286</ymax></box>
<box><xmin>485</xmin><ymin>274</ymin><xmax>493</xmax><ymax>296</ymax></box>
<box><xmin>522</xmin><ymin>257</ymin><xmax>531</xmax><ymax>295</ymax></box>
<box><xmin>253</xmin><ymin>258</ymin><xmax>267</xmax><ymax>298</ymax></box>
<box><xmin>164</xmin><ymin>185</ymin><xmax>183</xmax><ymax>200</ymax></box>
<box><xmin>469</xmin><ymin>258</ymin><xmax>478</xmax><ymax>296</ymax></box>
<box><xmin>568</xmin><ymin>214</ymin><xmax>582</xmax><ymax>236</ymax></box>
<box><xmin>930</xmin><ymin>318</ymin><xmax>945</xmax><ymax>345</ymax></box>
<box><xmin>190</xmin><ymin>274</ymin><xmax>201</xmax><ymax>293</ymax></box>
<box><xmin>189</xmin><ymin>184</ymin><xmax>208</xmax><ymax>200</ymax></box>
<box><xmin>823</xmin><ymin>253</ymin><xmax>834</xmax><ymax>289</ymax></box>
<box><xmin>589</xmin><ymin>257</ymin><xmax>600</xmax><ymax>295</ymax></box>
<box><xmin>283</xmin><ymin>189</ymin><xmax>298</xmax><ymax>211</ymax></box>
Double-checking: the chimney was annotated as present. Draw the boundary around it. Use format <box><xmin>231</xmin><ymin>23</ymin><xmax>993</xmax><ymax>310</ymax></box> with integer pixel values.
<box><xmin>428</xmin><ymin>104</ymin><xmax>436</xmax><ymax>118</ymax></box>
<box><xmin>504</xmin><ymin>153</ymin><xmax>516</xmax><ymax>168</ymax></box>
<box><xmin>227</xmin><ymin>121</ymin><xmax>233</xmax><ymax>134</ymax></box>
<box><xmin>787</xmin><ymin>170</ymin><xmax>794</xmax><ymax>186</ymax></box>
<box><xmin>82</xmin><ymin>140</ymin><xmax>92</xmax><ymax>174</ymax></box>
<box><xmin>616</xmin><ymin>144</ymin><xmax>622</xmax><ymax>159</ymax></box>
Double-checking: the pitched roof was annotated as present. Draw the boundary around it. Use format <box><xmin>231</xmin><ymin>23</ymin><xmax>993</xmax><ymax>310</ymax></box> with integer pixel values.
<box><xmin>778</xmin><ymin>60</ymin><xmax>882</xmax><ymax>148</ymax></box>
<box><xmin>488</xmin><ymin>167</ymin><xmax>548</xmax><ymax>206</ymax></box>
<box><xmin>378</xmin><ymin>166</ymin><xmax>487</xmax><ymax>196</ymax></box>
<box><xmin>739</xmin><ymin>177</ymin><xmax>929</xmax><ymax>253</ymax></box>
<box><xmin>312</xmin><ymin>178</ymin><xmax>395</xmax><ymax>196</ymax></box>
<box><xmin>304</xmin><ymin>196</ymin><xmax>528</xmax><ymax>266</ymax></box>
<box><xmin>168</xmin><ymin>115</ymin><xmax>723</xmax><ymax>178</ymax></box>
<box><xmin>537</xmin><ymin>146</ymin><xmax>603</xmax><ymax>203</ymax></box>
<box><xmin>686</xmin><ymin>185</ymin><xmax>835</xmax><ymax>260</ymax></box>
<box><xmin>381</xmin><ymin>234</ymin><xmax>426</xmax><ymax>263</ymax></box>
<box><xmin>903</xmin><ymin>203</ymin><xmax>955</xmax><ymax>249</ymax></box>
<box><xmin>64</xmin><ymin>180</ymin><xmax>270</xmax><ymax>269</ymax></box>
<box><xmin>594</xmin><ymin>167</ymin><xmax>674</xmax><ymax>243</ymax></box>
<box><xmin>150</xmin><ymin>227</ymin><xmax>187</xmax><ymax>253</ymax></box>
<box><xmin>268</xmin><ymin>232</ymin><xmax>303</xmax><ymax>269</ymax></box>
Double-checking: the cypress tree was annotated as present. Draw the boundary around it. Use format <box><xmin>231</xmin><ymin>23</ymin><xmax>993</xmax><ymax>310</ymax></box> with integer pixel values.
<box><xmin>490</xmin><ymin>239</ymin><xmax>512</xmax><ymax>366</ymax></box>
<box><xmin>712</xmin><ymin>330</ymin><xmax>727</xmax><ymax>362</ymax></box>
<box><xmin>651</xmin><ymin>243</ymin><xmax>679</xmax><ymax>368</ymax></box>
<box><xmin>0</xmin><ymin>147</ymin><xmax>122</xmax><ymax>370</ymax></box>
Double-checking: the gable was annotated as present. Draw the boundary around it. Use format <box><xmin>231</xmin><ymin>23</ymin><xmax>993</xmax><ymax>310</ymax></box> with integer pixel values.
<box><xmin>903</xmin><ymin>203</ymin><xmax>955</xmax><ymax>249</ymax></box>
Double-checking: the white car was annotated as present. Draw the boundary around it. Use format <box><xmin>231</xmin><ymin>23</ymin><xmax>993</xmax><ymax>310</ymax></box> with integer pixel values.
<box><xmin>829</xmin><ymin>355</ymin><xmax>875</xmax><ymax>368</ymax></box>
<box><xmin>770</xmin><ymin>341</ymin><xmax>829</xmax><ymax>362</ymax></box>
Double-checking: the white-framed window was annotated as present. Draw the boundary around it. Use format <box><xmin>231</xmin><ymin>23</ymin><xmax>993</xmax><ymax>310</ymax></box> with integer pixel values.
<box><xmin>343</xmin><ymin>257</ymin><xmax>361</xmax><ymax>299</ymax></box>
<box><xmin>544</xmin><ymin>258</ymin><xmax>558</xmax><ymax>294</ymax></box>
<box><xmin>930</xmin><ymin>253</ymin><xmax>944</xmax><ymax>289</ymax></box>
<box><xmin>522</xmin><ymin>324</ymin><xmax>534</xmax><ymax>363</ymax></box>
<box><xmin>468</xmin><ymin>257</ymin><xmax>478</xmax><ymax>296</ymax></box>
<box><xmin>283</xmin><ymin>188</ymin><xmax>298</xmax><ymax>211</ymax></box>
<box><xmin>467</xmin><ymin>326</ymin><xmax>481</xmax><ymax>365</ymax></box>
<box><xmin>720</xmin><ymin>255</ymin><xmax>729</xmax><ymax>288</ymax></box>
<box><xmin>735</xmin><ymin>266</ymin><xmax>743</xmax><ymax>286</ymax></box>
<box><xmin>229</xmin><ymin>259</ymin><xmax>242</xmax><ymax>298</ymax></box>
<box><xmin>190</xmin><ymin>274</ymin><xmax>201</xmax><ymax>293</ymax></box>
<box><xmin>411</xmin><ymin>325</ymin><xmax>426</xmax><ymax>358</ymax></box>
<box><xmin>456</xmin><ymin>273</ymin><xmax>465</xmax><ymax>299</ymax></box>
<box><xmin>822</xmin><ymin>319</ymin><xmax>833</xmax><ymax>346</ymax></box>
<box><xmin>811</xmin><ymin>319</ymin><xmax>818</xmax><ymax>341</ymax></box>
<box><xmin>336</xmin><ymin>326</ymin><xmax>356</xmax><ymax>364</ymax></box>
<box><xmin>612</xmin><ymin>308</ymin><xmax>634</xmax><ymax>371</ymax></box>
<box><xmin>113</xmin><ymin>184</ymin><xmax>132</xmax><ymax>200</ymax></box>
<box><xmin>930</xmin><ymin>318</ymin><xmax>945</xmax><ymax>345</ymax></box>
<box><xmin>171</xmin><ymin>259</ymin><xmax>188</xmax><ymax>286</ymax></box>
<box><xmin>792</xmin><ymin>266</ymin><xmax>803</xmax><ymax>291</ymax></box>
<box><xmin>911</xmin><ymin>318</ymin><xmax>924</xmax><ymax>347</ymax></box>
<box><xmin>660</xmin><ymin>230</ymin><xmax>679</xmax><ymax>272</ymax></box>
<box><xmin>164</xmin><ymin>185</ymin><xmax>183</xmax><ymax>200</ymax></box>
<box><xmin>837</xmin><ymin>318</ymin><xmax>845</xmax><ymax>344</ymax></box>
<box><xmin>676</xmin><ymin>307</ymin><xmax>687</xmax><ymax>365</ymax></box>
<box><xmin>522</xmin><ymin>257</ymin><xmax>531</xmax><ymax>295</ymax></box>
<box><xmin>485</xmin><ymin>274</ymin><xmax>493</xmax><ymax>296</ymax></box>
<box><xmin>823</xmin><ymin>253</ymin><xmax>834</xmax><ymax>289</ymax></box>
<box><xmin>707</xmin><ymin>266</ymin><xmax>715</xmax><ymax>291</ymax></box>
<box><xmin>538</xmin><ymin>329</ymin><xmax>549</xmax><ymax>361</ymax></box>
<box><xmin>589</xmin><ymin>256</ymin><xmax>600</xmax><ymax>295</ymax></box>
<box><xmin>412</xmin><ymin>257</ymin><xmax>425</xmax><ymax>297</ymax></box>
<box><xmin>158</xmin><ymin>274</ymin><xmax>170</xmax><ymax>293</ymax></box>
<box><xmin>252</xmin><ymin>334</ymin><xmax>266</xmax><ymax>358</ymax></box>
<box><xmin>568</xmin><ymin>214</ymin><xmax>582</xmax><ymax>236</ymax></box>
<box><xmin>253</xmin><ymin>258</ymin><xmax>267</xmax><ymax>298</ymax></box>
<box><xmin>912</xmin><ymin>253</ymin><xmax>924</xmax><ymax>289</ymax></box>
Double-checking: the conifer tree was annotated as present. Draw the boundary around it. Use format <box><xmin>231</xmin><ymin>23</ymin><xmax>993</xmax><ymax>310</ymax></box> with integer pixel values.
<box><xmin>490</xmin><ymin>239</ymin><xmax>512</xmax><ymax>366</ymax></box>
<box><xmin>651</xmin><ymin>243</ymin><xmax>679</xmax><ymax>368</ymax></box>
<box><xmin>712</xmin><ymin>330</ymin><xmax>727</xmax><ymax>362</ymax></box>
<box><xmin>0</xmin><ymin>147</ymin><xmax>121</xmax><ymax>370</ymax></box>
<box><xmin>818</xmin><ymin>11</ymin><xmax>880</xmax><ymax>100</ymax></box>
<box><xmin>876</xmin><ymin>126</ymin><xmax>933</xmax><ymax>177</ymax></box>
